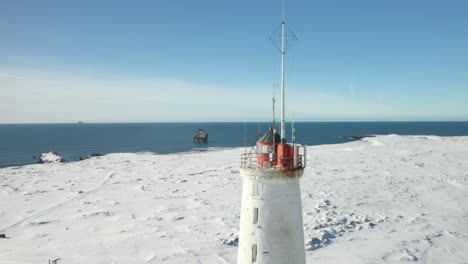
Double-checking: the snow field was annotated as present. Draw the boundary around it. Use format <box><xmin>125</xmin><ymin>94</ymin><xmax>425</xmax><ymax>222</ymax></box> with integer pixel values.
<box><xmin>0</xmin><ymin>135</ymin><xmax>467</xmax><ymax>263</ymax></box>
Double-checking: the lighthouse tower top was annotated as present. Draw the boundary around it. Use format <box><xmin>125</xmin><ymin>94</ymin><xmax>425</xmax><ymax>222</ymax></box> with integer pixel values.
<box><xmin>241</xmin><ymin>1</ymin><xmax>305</xmax><ymax>174</ymax></box>
<box><xmin>237</xmin><ymin>3</ymin><xmax>307</xmax><ymax>263</ymax></box>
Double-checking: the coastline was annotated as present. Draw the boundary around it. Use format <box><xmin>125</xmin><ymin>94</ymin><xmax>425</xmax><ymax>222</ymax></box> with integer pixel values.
<box><xmin>0</xmin><ymin>135</ymin><xmax>467</xmax><ymax>263</ymax></box>
<box><xmin>2</xmin><ymin>121</ymin><xmax>468</xmax><ymax>169</ymax></box>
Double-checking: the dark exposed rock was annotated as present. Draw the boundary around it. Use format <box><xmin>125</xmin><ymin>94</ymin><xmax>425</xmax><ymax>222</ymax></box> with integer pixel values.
<box><xmin>347</xmin><ymin>135</ymin><xmax>376</xmax><ymax>140</ymax></box>
<box><xmin>79</xmin><ymin>153</ymin><xmax>103</xmax><ymax>161</ymax></box>
<box><xmin>222</xmin><ymin>237</ymin><xmax>239</xmax><ymax>246</ymax></box>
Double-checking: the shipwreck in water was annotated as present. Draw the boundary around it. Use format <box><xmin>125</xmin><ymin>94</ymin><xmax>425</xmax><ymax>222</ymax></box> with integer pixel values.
<box><xmin>193</xmin><ymin>129</ymin><xmax>208</xmax><ymax>143</ymax></box>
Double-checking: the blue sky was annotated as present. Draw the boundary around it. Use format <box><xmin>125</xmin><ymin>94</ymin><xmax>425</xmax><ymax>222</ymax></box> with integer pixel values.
<box><xmin>1</xmin><ymin>0</ymin><xmax>467</xmax><ymax>123</ymax></box>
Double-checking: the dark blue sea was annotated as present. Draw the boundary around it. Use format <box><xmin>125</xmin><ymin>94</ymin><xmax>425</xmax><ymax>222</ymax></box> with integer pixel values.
<box><xmin>1</xmin><ymin>122</ymin><xmax>468</xmax><ymax>168</ymax></box>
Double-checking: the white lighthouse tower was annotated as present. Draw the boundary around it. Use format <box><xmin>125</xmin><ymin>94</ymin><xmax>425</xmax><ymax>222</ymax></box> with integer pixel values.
<box><xmin>237</xmin><ymin>3</ymin><xmax>306</xmax><ymax>264</ymax></box>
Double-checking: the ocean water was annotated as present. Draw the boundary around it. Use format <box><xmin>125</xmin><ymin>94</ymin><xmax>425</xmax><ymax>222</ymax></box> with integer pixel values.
<box><xmin>1</xmin><ymin>122</ymin><xmax>468</xmax><ymax>168</ymax></box>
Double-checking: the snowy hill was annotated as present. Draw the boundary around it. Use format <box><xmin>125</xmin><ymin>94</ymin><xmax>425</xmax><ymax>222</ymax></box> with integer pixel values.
<box><xmin>0</xmin><ymin>135</ymin><xmax>467</xmax><ymax>263</ymax></box>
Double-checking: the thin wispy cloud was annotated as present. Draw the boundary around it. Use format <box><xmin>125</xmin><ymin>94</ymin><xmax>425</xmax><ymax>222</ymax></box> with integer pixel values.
<box><xmin>1</xmin><ymin>66</ymin><xmax>467</xmax><ymax>123</ymax></box>
<box><xmin>0</xmin><ymin>68</ymin><xmax>285</xmax><ymax>123</ymax></box>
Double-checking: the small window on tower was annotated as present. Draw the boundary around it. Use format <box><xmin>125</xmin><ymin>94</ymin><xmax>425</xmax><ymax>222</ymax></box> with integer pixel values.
<box><xmin>252</xmin><ymin>183</ymin><xmax>262</xmax><ymax>197</ymax></box>
<box><xmin>253</xmin><ymin>207</ymin><xmax>259</xmax><ymax>224</ymax></box>
<box><xmin>252</xmin><ymin>183</ymin><xmax>258</xmax><ymax>196</ymax></box>
<box><xmin>252</xmin><ymin>244</ymin><xmax>258</xmax><ymax>263</ymax></box>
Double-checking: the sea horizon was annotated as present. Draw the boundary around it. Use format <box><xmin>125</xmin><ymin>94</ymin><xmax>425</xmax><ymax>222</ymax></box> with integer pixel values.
<box><xmin>1</xmin><ymin>120</ymin><xmax>468</xmax><ymax>125</ymax></box>
<box><xmin>1</xmin><ymin>121</ymin><xmax>468</xmax><ymax>168</ymax></box>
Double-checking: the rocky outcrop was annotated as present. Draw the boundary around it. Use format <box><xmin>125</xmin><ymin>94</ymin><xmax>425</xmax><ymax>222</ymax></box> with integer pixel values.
<box><xmin>36</xmin><ymin>152</ymin><xmax>64</xmax><ymax>164</ymax></box>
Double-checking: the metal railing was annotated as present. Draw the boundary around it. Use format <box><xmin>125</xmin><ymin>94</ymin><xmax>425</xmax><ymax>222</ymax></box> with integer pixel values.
<box><xmin>240</xmin><ymin>152</ymin><xmax>305</xmax><ymax>170</ymax></box>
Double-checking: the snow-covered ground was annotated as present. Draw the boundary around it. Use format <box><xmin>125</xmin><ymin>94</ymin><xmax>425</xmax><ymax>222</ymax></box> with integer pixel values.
<box><xmin>0</xmin><ymin>135</ymin><xmax>467</xmax><ymax>264</ymax></box>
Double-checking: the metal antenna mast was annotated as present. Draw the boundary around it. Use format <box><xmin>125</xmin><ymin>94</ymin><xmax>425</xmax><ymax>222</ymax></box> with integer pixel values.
<box><xmin>282</xmin><ymin>0</ymin><xmax>285</xmax><ymax>21</ymax></box>
<box><xmin>272</xmin><ymin>84</ymin><xmax>277</xmax><ymax>155</ymax></box>
<box><xmin>292</xmin><ymin>113</ymin><xmax>295</xmax><ymax>145</ymax></box>
<box><xmin>280</xmin><ymin>13</ymin><xmax>286</xmax><ymax>143</ymax></box>
<box><xmin>270</xmin><ymin>0</ymin><xmax>297</xmax><ymax>143</ymax></box>
<box><xmin>244</xmin><ymin>120</ymin><xmax>247</xmax><ymax>154</ymax></box>
<box><xmin>272</xmin><ymin>84</ymin><xmax>276</xmax><ymax>129</ymax></box>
